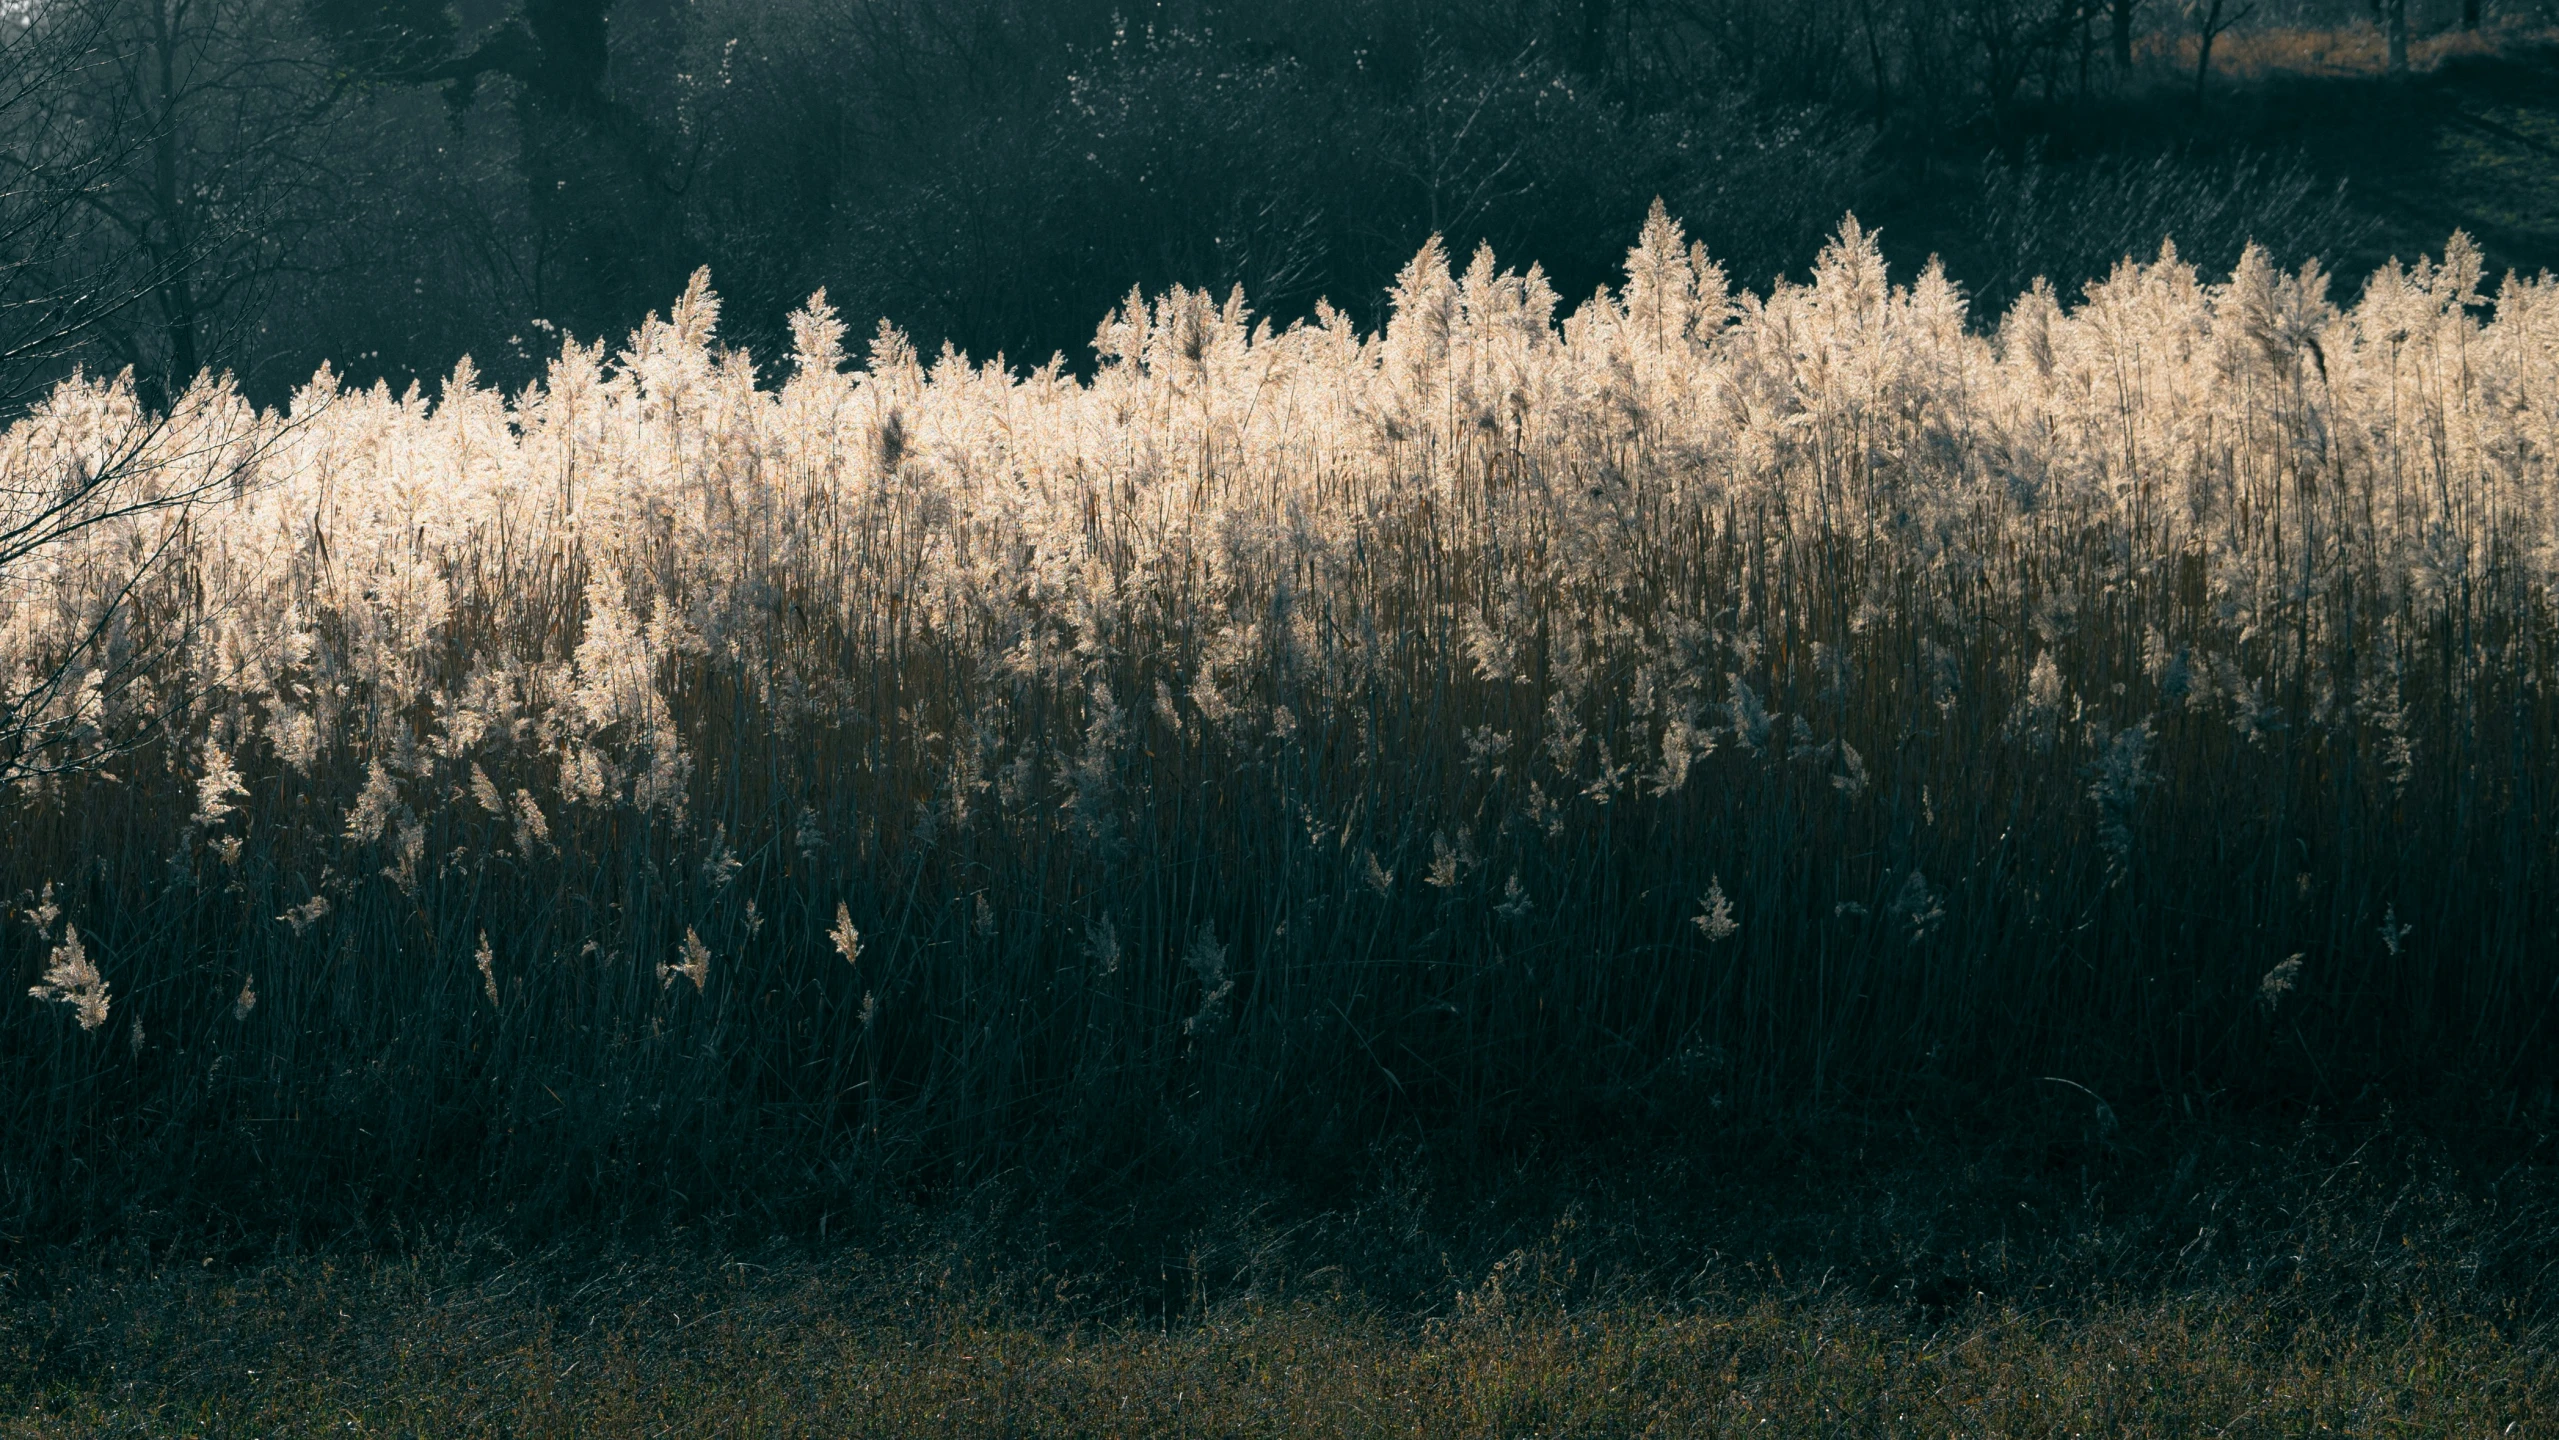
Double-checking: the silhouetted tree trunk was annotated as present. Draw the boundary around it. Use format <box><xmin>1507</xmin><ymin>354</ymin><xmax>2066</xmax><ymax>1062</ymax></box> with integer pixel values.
<box><xmin>306</xmin><ymin>0</ymin><xmax>680</xmax><ymax>344</ymax></box>
<box><xmin>2190</xmin><ymin>0</ymin><xmax>2256</xmax><ymax>103</ymax></box>
<box><xmin>2464</xmin><ymin>0</ymin><xmax>2482</xmax><ymax>31</ymax></box>
<box><xmin>2388</xmin><ymin>0</ymin><xmax>2409</xmax><ymax>73</ymax></box>
<box><xmin>144</xmin><ymin>0</ymin><xmax>197</xmax><ymax>394</ymax></box>
<box><xmin>2077</xmin><ymin>2</ymin><xmax>2091</xmax><ymax>95</ymax></box>
<box><xmin>2194</xmin><ymin>0</ymin><xmax>2229</xmax><ymax>104</ymax></box>
<box><xmin>1574</xmin><ymin>0</ymin><xmax>1610</xmax><ymax>79</ymax></box>
<box><xmin>2112</xmin><ymin>0</ymin><xmax>2137</xmax><ymax>67</ymax></box>
<box><xmin>1858</xmin><ymin>0</ymin><xmax>1891</xmax><ymax>117</ymax></box>
<box><xmin>521</xmin><ymin>0</ymin><xmax>614</xmax><ymax>113</ymax></box>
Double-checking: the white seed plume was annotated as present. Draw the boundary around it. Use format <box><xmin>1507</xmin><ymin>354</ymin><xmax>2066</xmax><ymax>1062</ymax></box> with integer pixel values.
<box><xmin>511</xmin><ymin>790</ymin><xmax>553</xmax><ymax>854</ymax></box>
<box><xmin>2379</xmin><ymin>907</ymin><xmax>2413</xmax><ymax>958</ymax></box>
<box><xmin>1830</xmin><ymin>741</ymin><xmax>1869</xmax><ymax>799</ymax></box>
<box><xmin>192</xmin><ymin>741</ymin><xmax>247</xmax><ymax>830</ymax></box>
<box><xmin>2260</xmin><ymin>953</ymin><xmax>2305</xmax><ymax>1010</ymax></box>
<box><xmin>383</xmin><ymin>817</ymin><xmax>426</xmax><ymax>894</ymax></box>
<box><xmin>2010</xmin><ymin>652</ymin><xmax>2065</xmax><ymax>752</ymax></box>
<box><xmin>1693</xmin><ymin>878</ymin><xmax>1739</xmax><ymax>942</ymax></box>
<box><xmin>278</xmin><ymin>894</ymin><xmax>331</xmax><ymax>934</ymax></box>
<box><xmin>662</xmin><ymin>927</ymin><xmax>712</xmax><ymax>992</ymax></box>
<box><xmin>701</xmin><ymin>828</ymin><xmax>741</xmax><ymax>889</ymax></box>
<box><xmin>470</xmin><ymin>763</ymin><xmax>506</xmax><ymax>815</ymax></box>
<box><xmin>28</xmin><ymin>925</ymin><xmax>109</xmax><ymax>1030</ymax></box>
<box><xmin>1425</xmin><ymin>830</ymin><xmax>1462</xmax><ymax>889</ymax></box>
<box><xmin>26</xmin><ymin>882</ymin><xmax>59</xmax><ymax>940</ymax></box>
<box><xmin>1726</xmin><ymin>674</ymin><xmax>1771</xmax><ymax>751</ymax></box>
<box><xmin>830</xmin><ymin>903</ymin><xmax>862</xmax><ymax>966</ymax></box>
<box><xmin>1363</xmin><ymin>850</ymin><xmax>1394</xmax><ymax>897</ymax></box>
<box><xmin>344</xmin><ymin>760</ymin><xmax>399</xmax><ymax>844</ymax></box>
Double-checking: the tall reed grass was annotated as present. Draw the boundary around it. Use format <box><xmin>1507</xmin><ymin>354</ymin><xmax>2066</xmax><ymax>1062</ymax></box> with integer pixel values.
<box><xmin>3</xmin><ymin>206</ymin><xmax>2553</xmax><ymax>1232</ymax></box>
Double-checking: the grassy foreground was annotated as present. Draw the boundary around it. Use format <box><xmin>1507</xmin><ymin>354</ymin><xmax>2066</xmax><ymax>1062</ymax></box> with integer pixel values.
<box><xmin>6</xmin><ymin>1119</ymin><xmax>2553</xmax><ymax>1437</ymax></box>
<box><xmin>7</xmin><ymin>1277</ymin><xmax>2537</xmax><ymax>1438</ymax></box>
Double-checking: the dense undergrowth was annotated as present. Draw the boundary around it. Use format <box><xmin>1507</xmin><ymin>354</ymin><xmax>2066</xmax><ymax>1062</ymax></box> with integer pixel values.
<box><xmin>5</xmin><ymin>1116</ymin><xmax>2553</xmax><ymax>1435</ymax></box>
<box><xmin>4</xmin><ymin>205</ymin><xmax>2558</xmax><ymax>1239</ymax></box>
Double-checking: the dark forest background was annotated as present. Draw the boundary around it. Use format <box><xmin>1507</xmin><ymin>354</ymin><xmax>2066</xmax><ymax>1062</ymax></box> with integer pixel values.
<box><xmin>2</xmin><ymin>0</ymin><xmax>2552</xmax><ymax>414</ymax></box>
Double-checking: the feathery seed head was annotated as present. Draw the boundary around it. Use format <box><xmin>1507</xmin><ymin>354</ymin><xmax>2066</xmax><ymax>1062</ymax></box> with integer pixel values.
<box><xmin>28</xmin><ymin>925</ymin><xmax>108</xmax><ymax>1030</ymax></box>
<box><xmin>2260</xmin><ymin>953</ymin><xmax>2305</xmax><ymax>1010</ymax></box>
<box><xmin>192</xmin><ymin>741</ymin><xmax>247</xmax><ymax>830</ymax></box>
<box><xmin>1694</xmin><ymin>879</ymin><xmax>1739</xmax><ymax>942</ymax></box>
<box><xmin>830</xmin><ymin>904</ymin><xmax>862</xmax><ymax>966</ymax></box>
<box><xmin>662</xmin><ymin>927</ymin><xmax>712</xmax><ymax>992</ymax></box>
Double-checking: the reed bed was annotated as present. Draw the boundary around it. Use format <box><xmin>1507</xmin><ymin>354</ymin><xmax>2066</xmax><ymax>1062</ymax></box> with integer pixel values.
<box><xmin>2</xmin><ymin>206</ymin><xmax>2553</xmax><ymax>1230</ymax></box>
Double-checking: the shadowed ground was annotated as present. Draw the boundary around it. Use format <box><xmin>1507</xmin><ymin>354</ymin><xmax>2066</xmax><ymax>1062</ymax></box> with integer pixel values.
<box><xmin>7</xmin><ymin>1114</ymin><xmax>2553</xmax><ymax>1436</ymax></box>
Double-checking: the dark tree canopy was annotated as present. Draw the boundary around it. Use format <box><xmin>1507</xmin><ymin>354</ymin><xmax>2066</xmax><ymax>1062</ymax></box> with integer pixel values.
<box><xmin>2</xmin><ymin>0</ymin><xmax>2502</xmax><ymax>409</ymax></box>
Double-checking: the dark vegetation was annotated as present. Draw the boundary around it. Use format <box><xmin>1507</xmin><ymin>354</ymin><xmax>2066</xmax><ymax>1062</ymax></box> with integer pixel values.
<box><xmin>6</xmin><ymin>5</ymin><xmax>2559</xmax><ymax>1429</ymax></box>
<box><xmin>7</xmin><ymin>1116</ymin><xmax>2555</xmax><ymax>1433</ymax></box>
<box><xmin>5</xmin><ymin>0</ymin><xmax>2558</xmax><ymax>415</ymax></box>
